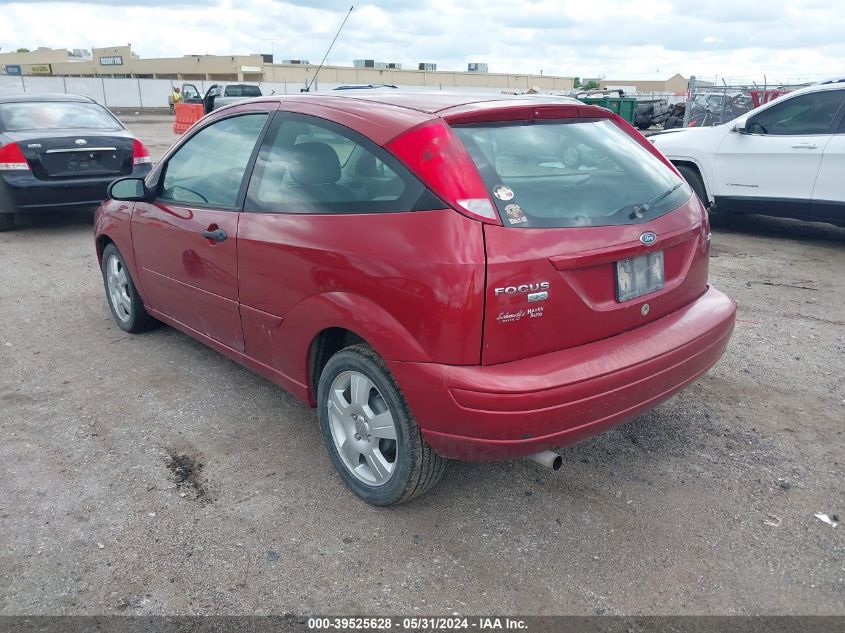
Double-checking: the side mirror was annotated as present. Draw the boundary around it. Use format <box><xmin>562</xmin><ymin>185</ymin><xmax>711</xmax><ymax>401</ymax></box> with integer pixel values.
<box><xmin>108</xmin><ymin>177</ymin><xmax>147</xmax><ymax>201</ymax></box>
<box><xmin>733</xmin><ymin>123</ymin><xmax>747</xmax><ymax>134</ymax></box>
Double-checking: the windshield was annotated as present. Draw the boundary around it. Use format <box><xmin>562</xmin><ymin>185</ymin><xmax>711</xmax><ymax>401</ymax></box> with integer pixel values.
<box><xmin>0</xmin><ymin>101</ymin><xmax>121</xmax><ymax>132</ymax></box>
<box><xmin>452</xmin><ymin>118</ymin><xmax>689</xmax><ymax>228</ymax></box>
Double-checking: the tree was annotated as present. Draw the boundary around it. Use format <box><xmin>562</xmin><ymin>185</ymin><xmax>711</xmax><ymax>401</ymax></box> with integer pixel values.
<box><xmin>582</xmin><ymin>80</ymin><xmax>600</xmax><ymax>90</ymax></box>
<box><xmin>573</xmin><ymin>77</ymin><xmax>581</xmax><ymax>88</ymax></box>
<box><xmin>15</xmin><ymin>48</ymin><xmax>30</xmax><ymax>53</ymax></box>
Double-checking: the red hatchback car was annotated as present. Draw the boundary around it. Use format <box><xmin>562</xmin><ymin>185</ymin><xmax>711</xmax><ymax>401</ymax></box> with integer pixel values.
<box><xmin>95</xmin><ymin>92</ymin><xmax>736</xmax><ymax>505</ymax></box>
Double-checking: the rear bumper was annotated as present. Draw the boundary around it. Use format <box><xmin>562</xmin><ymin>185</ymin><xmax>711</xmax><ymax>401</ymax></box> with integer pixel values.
<box><xmin>389</xmin><ymin>286</ymin><xmax>736</xmax><ymax>461</ymax></box>
<box><xmin>0</xmin><ymin>164</ymin><xmax>151</xmax><ymax>213</ymax></box>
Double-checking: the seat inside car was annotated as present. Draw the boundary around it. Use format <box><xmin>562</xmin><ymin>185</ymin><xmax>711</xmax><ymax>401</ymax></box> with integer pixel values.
<box><xmin>287</xmin><ymin>141</ymin><xmax>353</xmax><ymax>203</ymax></box>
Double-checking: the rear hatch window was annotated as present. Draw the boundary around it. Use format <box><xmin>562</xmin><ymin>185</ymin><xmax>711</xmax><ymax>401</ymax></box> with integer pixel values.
<box><xmin>452</xmin><ymin>118</ymin><xmax>689</xmax><ymax>228</ymax></box>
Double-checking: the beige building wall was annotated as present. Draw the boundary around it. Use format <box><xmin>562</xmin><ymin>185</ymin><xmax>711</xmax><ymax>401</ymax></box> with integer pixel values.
<box><xmin>48</xmin><ymin>46</ymin><xmax>265</xmax><ymax>81</ymax></box>
<box><xmin>0</xmin><ymin>43</ymin><xmax>574</xmax><ymax>91</ymax></box>
<box><xmin>0</xmin><ymin>48</ymin><xmax>70</xmax><ymax>66</ymax></box>
<box><xmin>264</xmin><ymin>63</ymin><xmax>573</xmax><ymax>91</ymax></box>
<box><xmin>599</xmin><ymin>73</ymin><xmax>688</xmax><ymax>93</ymax></box>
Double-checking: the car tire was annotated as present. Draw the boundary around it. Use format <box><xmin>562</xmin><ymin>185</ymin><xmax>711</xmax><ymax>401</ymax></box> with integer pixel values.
<box><xmin>101</xmin><ymin>243</ymin><xmax>159</xmax><ymax>333</ymax></box>
<box><xmin>317</xmin><ymin>344</ymin><xmax>447</xmax><ymax>505</ymax></box>
<box><xmin>0</xmin><ymin>213</ymin><xmax>15</xmax><ymax>232</ymax></box>
<box><xmin>676</xmin><ymin>165</ymin><xmax>709</xmax><ymax>208</ymax></box>
<box><xmin>663</xmin><ymin>115</ymin><xmax>680</xmax><ymax>129</ymax></box>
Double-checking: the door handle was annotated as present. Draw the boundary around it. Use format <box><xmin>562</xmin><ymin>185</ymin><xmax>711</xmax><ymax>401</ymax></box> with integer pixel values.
<box><xmin>791</xmin><ymin>143</ymin><xmax>818</xmax><ymax>149</ymax></box>
<box><xmin>202</xmin><ymin>227</ymin><xmax>228</xmax><ymax>242</ymax></box>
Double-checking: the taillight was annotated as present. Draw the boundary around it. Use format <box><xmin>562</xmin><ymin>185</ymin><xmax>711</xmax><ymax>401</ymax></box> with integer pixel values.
<box><xmin>386</xmin><ymin>120</ymin><xmax>501</xmax><ymax>224</ymax></box>
<box><xmin>132</xmin><ymin>139</ymin><xmax>152</xmax><ymax>166</ymax></box>
<box><xmin>0</xmin><ymin>142</ymin><xmax>30</xmax><ymax>171</ymax></box>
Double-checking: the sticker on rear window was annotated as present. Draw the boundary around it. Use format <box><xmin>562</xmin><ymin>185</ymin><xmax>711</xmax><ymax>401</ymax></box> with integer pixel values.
<box><xmin>505</xmin><ymin>203</ymin><xmax>527</xmax><ymax>224</ymax></box>
<box><xmin>493</xmin><ymin>185</ymin><xmax>514</xmax><ymax>201</ymax></box>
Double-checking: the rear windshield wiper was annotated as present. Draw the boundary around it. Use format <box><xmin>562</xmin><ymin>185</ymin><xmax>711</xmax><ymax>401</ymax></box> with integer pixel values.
<box><xmin>630</xmin><ymin>182</ymin><xmax>683</xmax><ymax>219</ymax></box>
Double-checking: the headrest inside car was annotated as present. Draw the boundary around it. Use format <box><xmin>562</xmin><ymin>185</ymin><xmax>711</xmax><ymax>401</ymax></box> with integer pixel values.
<box><xmin>289</xmin><ymin>142</ymin><xmax>341</xmax><ymax>186</ymax></box>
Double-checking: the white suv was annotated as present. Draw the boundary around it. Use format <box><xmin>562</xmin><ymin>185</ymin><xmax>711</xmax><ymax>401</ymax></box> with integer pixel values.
<box><xmin>650</xmin><ymin>79</ymin><xmax>845</xmax><ymax>226</ymax></box>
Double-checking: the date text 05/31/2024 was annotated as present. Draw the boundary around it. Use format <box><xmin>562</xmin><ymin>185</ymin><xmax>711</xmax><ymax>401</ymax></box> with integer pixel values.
<box><xmin>307</xmin><ymin>617</ymin><xmax>529</xmax><ymax>630</ymax></box>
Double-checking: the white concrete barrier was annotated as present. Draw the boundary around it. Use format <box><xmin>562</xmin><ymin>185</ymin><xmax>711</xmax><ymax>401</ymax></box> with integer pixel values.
<box><xmin>0</xmin><ymin>75</ymin><xmax>543</xmax><ymax>108</ymax></box>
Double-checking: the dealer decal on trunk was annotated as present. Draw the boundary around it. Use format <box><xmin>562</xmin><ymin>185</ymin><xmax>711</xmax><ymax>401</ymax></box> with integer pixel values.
<box><xmin>496</xmin><ymin>306</ymin><xmax>545</xmax><ymax>323</ymax></box>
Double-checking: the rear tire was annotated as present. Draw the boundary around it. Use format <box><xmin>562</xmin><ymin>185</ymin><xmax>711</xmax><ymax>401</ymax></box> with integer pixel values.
<box><xmin>317</xmin><ymin>344</ymin><xmax>447</xmax><ymax>505</ymax></box>
<box><xmin>676</xmin><ymin>165</ymin><xmax>709</xmax><ymax>208</ymax></box>
<box><xmin>101</xmin><ymin>243</ymin><xmax>159</xmax><ymax>333</ymax></box>
<box><xmin>0</xmin><ymin>213</ymin><xmax>15</xmax><ymax>232</ymax></box>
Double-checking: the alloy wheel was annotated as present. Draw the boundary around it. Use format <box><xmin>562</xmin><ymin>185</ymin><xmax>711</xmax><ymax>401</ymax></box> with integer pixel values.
<box><xmin>106</xmin><ymin>254</ymin><xmax>132</xmax><ymax>323</ymax></box>
<box><xmin>326</xmin><ymin>370</ymin><xmax>398</xmax><ymax>486</ymax></box>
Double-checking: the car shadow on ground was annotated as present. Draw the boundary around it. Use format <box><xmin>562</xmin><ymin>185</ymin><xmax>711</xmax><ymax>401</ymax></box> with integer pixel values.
<box><xmin>710</xmin><ymin>211</ymin><xmax>845</xmax><ymax>244</ymax></box>
<box><xmin>8</xmin><ymin>207</ymin><xmax>96</xmax><ymax>232</ymax></box>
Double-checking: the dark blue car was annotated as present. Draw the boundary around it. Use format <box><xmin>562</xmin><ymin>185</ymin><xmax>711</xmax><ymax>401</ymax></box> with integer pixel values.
<box><xmin>0</xmin><ymin>94</ymin><xmax>152</xmax><ymax>231</ymax></box>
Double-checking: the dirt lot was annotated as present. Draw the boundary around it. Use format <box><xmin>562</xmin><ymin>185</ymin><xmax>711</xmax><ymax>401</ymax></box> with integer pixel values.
<box><xmin>0</xmin><ymin>116</ymin><xmax>843</xmax><ymax>616</ymax></box>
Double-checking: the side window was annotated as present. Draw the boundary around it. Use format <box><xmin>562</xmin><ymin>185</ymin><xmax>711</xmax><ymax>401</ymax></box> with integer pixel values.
<box><xmin>224</xmin><ymin>85</ymin><xmax>240</xmax><ymax>97</ymax></box>
<box><xmin>245</xmin><ymin>114</ymin><xmax>435</xmax><ymax>214</ymax></box>
<box><xmin>748</xmin><ymin>90</ymin><xmax>845</xmax><ymax>135</ymax></box>
<box><xmin>159</xmin><ymin>113</ymin><xmax>267</xmax><ymax>207</ymax></box>
<box><xmin>182</xmin><ymin>84</ymin><xmax>200</xmax><ymax>100</ymax></box>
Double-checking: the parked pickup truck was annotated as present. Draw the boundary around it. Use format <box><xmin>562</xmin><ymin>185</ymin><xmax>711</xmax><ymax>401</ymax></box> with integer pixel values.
<box><xmin>181</xmin><ymin>83</ymin><xmax>262</xmax><ymax>114</ymax></box>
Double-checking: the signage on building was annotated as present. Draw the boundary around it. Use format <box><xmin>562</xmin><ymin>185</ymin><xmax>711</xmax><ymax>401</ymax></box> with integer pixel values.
<box><xmin>30</xmin><ymin>65</ymin><xmax>52</xmax><ymax>75</ymax></box>
<box><xmin>100</xmin><ymin>55</ymin><xmax>124</xmax><ymax>66</ymax></box>
<box><xmin>4</xmin><ymin>64</ymin><xmax>22</xmax><ymax>75</ymax></box>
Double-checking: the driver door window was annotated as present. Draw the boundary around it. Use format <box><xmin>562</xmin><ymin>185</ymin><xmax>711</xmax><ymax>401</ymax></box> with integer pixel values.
<box><xmin>748</xmin><ymin>90</ymin><xmax>845</xmax><ymax>135</ymax></box>
<box><xmin>159</xmin><ymin>113</ymin><xmax>267</xmax><ymax>207</ymax></box>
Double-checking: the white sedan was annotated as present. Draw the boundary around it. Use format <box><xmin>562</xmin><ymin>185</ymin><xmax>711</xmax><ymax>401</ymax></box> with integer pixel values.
<box><xmin>650</xmin><ymin>79</ymin><xmax>845</xmax><ymax>226</ymax></box>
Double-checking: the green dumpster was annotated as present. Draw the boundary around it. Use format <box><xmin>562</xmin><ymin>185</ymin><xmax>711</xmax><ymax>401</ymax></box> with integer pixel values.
<box><xmin>577</xmin><ymin>97</ymin><xmax>637</xmax><ymax>124</ymax></box>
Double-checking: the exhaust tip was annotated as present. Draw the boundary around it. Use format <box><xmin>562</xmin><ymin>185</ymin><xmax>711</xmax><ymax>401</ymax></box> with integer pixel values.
<box><xmin>528</xmin><ymin>450</ymin><xmax>563</xmax><ymax>470</ymax></box>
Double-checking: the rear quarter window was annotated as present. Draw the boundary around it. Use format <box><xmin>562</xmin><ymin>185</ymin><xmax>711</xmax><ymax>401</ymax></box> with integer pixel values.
<box><xmin>452</xmin><ymin>118</ymin><xmax>690</xmax><ymax>228</ymax></box>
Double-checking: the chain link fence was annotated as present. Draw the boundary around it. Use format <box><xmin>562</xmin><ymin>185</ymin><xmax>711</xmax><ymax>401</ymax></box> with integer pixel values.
<box><xmin>670</xmin><ymin>75</ymin><xmax>831</xmax><ymax>129</ymax></box>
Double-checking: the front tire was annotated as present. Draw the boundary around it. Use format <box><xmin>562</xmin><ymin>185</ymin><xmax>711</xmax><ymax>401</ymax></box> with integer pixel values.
<box><xmin>101</xmin><ymin>243</ymin><xmax>158</xmax><ymax>333</ymax></box>
<box><xmin>676</xmin><ymin>164</ymin><xmax>709</xmax><ymax>208</ymax></box>
<box><xmin>317</xmin><ymin>344</ymin><xmax>447</xmax><ymax>505</ymax></box>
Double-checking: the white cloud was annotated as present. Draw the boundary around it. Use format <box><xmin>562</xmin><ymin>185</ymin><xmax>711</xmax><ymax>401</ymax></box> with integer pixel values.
<box><xmin>0</xmin><ymin>0</ymin><xmax>843</xmax><ymax>82</ymax></box>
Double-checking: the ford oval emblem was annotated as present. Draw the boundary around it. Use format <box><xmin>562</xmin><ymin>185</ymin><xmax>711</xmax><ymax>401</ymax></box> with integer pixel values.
<box><xmin>639</xmin><ymin>231</ymin><xmax>657</xmax><ymax>245</ymax></box>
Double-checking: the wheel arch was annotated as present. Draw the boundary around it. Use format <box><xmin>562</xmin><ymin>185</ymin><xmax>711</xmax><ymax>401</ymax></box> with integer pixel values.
<box><xmin>307</xmin><ymin>327</ymin><xmax>367</xmax><ymax>405</ymax></box>
<box><xmin>95</xmin><ymin>233</ymin><xmax>114</xmax><ymax>264</ymax></box>
<box><xmin>279</xmin><ymin>292</ymin><xmax>432</xmax><ymax>406</ymax></box>
<box><xmin>671</xmin><ymin>159</ymin><xmax>713</xmax><ymax>205</ymax></box>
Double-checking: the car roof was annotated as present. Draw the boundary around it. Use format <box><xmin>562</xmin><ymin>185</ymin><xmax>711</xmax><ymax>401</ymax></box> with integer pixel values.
<box><xmin>308</xmin><ymin>90</ymin><xmax>582</xmax><ymax>114</ymax></box>
<box><xmin>214</xmin><ymin>91</ymin><xmax>595</xmax><ymax>145</ymax></box>
<box><xmin>0</xmin><ymin>93</ymin><xmax>96</xmax><ymax>104</ymax></box>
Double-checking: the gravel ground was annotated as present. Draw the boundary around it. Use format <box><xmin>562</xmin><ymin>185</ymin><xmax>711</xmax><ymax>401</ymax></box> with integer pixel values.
<box><xmin>0</xmin><ymin>116</ymin><xmax>843</xmax><ymax>616</ymax></box>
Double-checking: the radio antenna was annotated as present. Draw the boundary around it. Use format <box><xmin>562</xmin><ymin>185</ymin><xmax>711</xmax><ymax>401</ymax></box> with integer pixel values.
<box><xmin>303</xmin><ymin>5</ymin><xmax>354</xmax><ymax>92</ymax></box>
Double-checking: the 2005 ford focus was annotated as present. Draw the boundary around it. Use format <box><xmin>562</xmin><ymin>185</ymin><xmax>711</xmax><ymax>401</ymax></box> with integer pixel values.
<box><xmin>95</xmin><ymin>92</ymin><xmax>736</xmax><ymax>505</ymax></box>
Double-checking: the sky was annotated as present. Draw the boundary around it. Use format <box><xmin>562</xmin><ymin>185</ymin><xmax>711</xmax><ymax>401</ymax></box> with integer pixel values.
<box><xmin>1</xmin><ymin>0</ymin><xmax>843</xmax><ymax>83</ymax></box>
